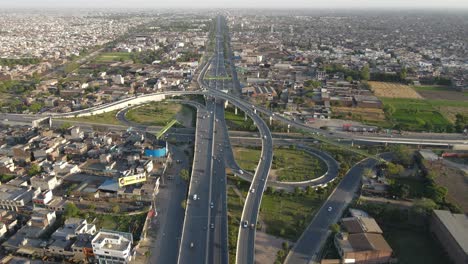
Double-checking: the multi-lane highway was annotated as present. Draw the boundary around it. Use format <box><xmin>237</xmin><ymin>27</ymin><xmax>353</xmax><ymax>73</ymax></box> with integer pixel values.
<box><xmin>178</xmin><ymin>98</ymin><xmax>216</xmax><ymax>264</ymax></box>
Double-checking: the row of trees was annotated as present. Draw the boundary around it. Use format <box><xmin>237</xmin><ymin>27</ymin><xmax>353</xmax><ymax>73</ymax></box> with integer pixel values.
<box><xmin>0</xmin><ymin>57</ymin><xmax>41</xmax><ymax>66</ymax></box>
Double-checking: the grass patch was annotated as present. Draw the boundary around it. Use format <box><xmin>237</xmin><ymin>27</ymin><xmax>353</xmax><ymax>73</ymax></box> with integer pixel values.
<box><xmin>0</xmin><ymin>174</ymin><xmax>15</xmax><ymax>183</ymax></box>
<box><xmin>225</xmin><ymin>107</ymin><xmax>257</xmax><ymax>132</ymax></box>
<box><xmin>126</xmin><ymin>101</ymin><xmax>183</xmax><ymax>127</ymax></box>
<box><xmin>381</xmin><ymin>98</ymin><xmax>452</xmax><ymax>131</ymax></box>
<box><xmin>233</xmin><ymin>147</ymin><xmax>261</xmax><ymax>172</ymax></box>
<box><xmin>91</xmin><ymin>213</ymin><xmax>147</xmax><ymax>242</ymax></box>
<box><xmin>227</xmin><ymin>186</ymin><xmax>243</xmax><ymax>263</ymax></box>
<box><xmin>273</xmin><ymin>147</ymin><xmax>327</xmax><ymax>182</ymax></box>
<box><xmin>393</xmin><ymin>177</ymin><xmax>426</xmax><ymax>198</ymax></box>
<box><xmin>384</xmin><ymin>227</ymin><xmax>452</xmax><ymax>264</ymax></box>
<box><xmin>260</xmin><ymin>191</ymin><xmax>322</xmax><ymax>241</ymax></box>
<box><xmin>94</xmin><ymin>52</ymin><xmax>132</xmax><ymax>62</ymax></box>
<box><xmin>61</xmin><ymin>110</ymin><xmax>122</xmax><ymax>125</ymax></box>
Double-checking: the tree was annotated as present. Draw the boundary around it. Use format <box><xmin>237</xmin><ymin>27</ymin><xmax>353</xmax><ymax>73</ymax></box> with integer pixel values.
<box><xmin>387</xmin><ymin>162</ymin><xmax>404</xmax><ymax>176</ymax></box>
<box><xmin>399</xmin><ymin>66</ymin><xmax>407</xmax><ymax>80</ymax></box>
<box><xmin>180</xmin><ymin>169</ymin><xmax>190</xmax><ymax>181</ymax></box>
<box><xmin>112</xmin><ymin>205</ymin><xmax>120</xmax><ymax>214</ymax></box>
<box><xmin>412</xmin><ymin>198</ymin><xmax>437</xmax><ymax>215</ymax></box>
<box><xmin>363</xmin><ymin>168</ymin><xmax>374</xmax><ymax>178</ymax></box>
<box><xmin>27</xmin><ymin>164</ymin><xmax>41</xmax><ymax>176</ymax></box>
<box><xmin>64</xmin><ymin>203</ymin><xmax>80</xmax><ymax>218</ymax></box>
<box><xmin>330</xmin><ymin>223</ymin><xmax>340</xmax><ymax>233</ymax></box>
<box><xmin>360</xmin><ymin>65</ymin><xmax>370</xmax><ymax>81</ymax></box>
<box><xmin>427</xmin><ymin>185</ymin><xmax>447</xmax><ymax>204</ymax></box>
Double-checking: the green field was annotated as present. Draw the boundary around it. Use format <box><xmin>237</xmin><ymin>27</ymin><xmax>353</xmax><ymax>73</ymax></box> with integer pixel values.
<box><xmin>384</xmin><ymin>227</ymin><xmax>452</xmax><ymax>264</ymax></box>
<box><xmin>382</xmin><ymin>98</ymin><xmax>453</xmax><ymax>131</ymax></box>
<box><xmin>393</xmin><ymin>177</ymin><xmax>426</xmax><ymax>198</ymax></box>
<box><xmin>227</xmin><ymin>186</ymin><xmax>243</xmax><ymax>263</ymax></box>
<box><xmin>233</xmin><ymin>147</ymin><xmax>262</xmax><ymax>172</ymax></box>
<box><xmin>62</xmin><ymin>110</ymin><xmax>122</xmax><ymax>125</ymax></box>
<box><xmin>260</xmin><ymin>192</ymin><xmax>322</xmax><ymax>241</ymax></box>
<box><xmin>224</xmin><ymin>107</ymin><xmax>258</xmax><ymax>131</ymax></box>
<box><xmin>273</xmin><ymin>148</ymin><xmax>327</xmax><ymax>182</ymax></box>
<box><xmin>233</xmin><ymin>147</ymin><xmax>328</xmax><ymax>182</ymax></box>
<box><xmin>126</xmin><ymin>102</ymin><xmax>187</xmax><ymax>127</ymax></box>
<box><xmin>94</xmin><ymin>52</ymin><xmax>132</xmax><ymax>62</ymax></box>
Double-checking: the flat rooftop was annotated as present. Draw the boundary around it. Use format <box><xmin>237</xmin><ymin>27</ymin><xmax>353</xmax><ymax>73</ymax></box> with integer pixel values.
<box><xmin>433</xmin><ymin>210</ymin><xmax>468</xmax><ymax>254</ymax></box>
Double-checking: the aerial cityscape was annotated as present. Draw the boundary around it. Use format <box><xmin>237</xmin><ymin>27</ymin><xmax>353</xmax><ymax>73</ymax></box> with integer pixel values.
<box><xmin>0</xmin><ymin>1</ymin><xmax>467</xmax><ymax>264</ymax></box>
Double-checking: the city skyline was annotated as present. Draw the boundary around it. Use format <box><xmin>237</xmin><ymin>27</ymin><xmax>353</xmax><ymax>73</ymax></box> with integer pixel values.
<box><xmin>2</xmin><ymin>0</ymin><xmax>468</xmax><ymax>9</ymax></box>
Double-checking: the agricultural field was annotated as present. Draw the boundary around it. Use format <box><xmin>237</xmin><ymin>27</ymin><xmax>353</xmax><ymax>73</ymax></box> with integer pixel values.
<box><xmin>381</xmin><ymin>98</ymin><xmax>457</xmax><ymax>131</ymax></box>
<box><xmin>94</xmin><ymin>52</ymin><xmax>132</xmax><ymax>62</ymax></box>
<box><xmin>332</xmin><ymin>107</ymin><xmax>390</xmax><ymax>127</ymax></box>
<box><xmin>414</xmin><ymin>85</ymin><xmax>468</xmax><ymax>101</ymax></box>
<box><xmin>369</xmin><ymin>81</ymin><xmax>423</xmax><ymax>99</ymax></box>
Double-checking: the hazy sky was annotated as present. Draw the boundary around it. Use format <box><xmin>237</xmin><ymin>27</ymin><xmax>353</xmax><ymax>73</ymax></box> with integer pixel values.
<box><xmin>2</xmin><ymin>0</ymin><xmax>468</xmax><ymax>9</ymax></box>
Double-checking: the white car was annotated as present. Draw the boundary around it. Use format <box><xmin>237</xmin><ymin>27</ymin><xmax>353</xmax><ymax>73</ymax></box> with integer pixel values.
<box><xmin>250</xmin><ymin>188</ymin><xmax>255</xmax><ymax>193</ymax></box>
<box><xmin>327</xmin><ymin>206</ymin><xmax>333</xmax><ymax>212</ymax></box>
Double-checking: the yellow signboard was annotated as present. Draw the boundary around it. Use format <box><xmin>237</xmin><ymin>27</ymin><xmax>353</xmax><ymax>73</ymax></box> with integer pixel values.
<box><xmin>118</xmin><ymin>173</ymin><xmax>147</xmax><ymax>187</ymax></box>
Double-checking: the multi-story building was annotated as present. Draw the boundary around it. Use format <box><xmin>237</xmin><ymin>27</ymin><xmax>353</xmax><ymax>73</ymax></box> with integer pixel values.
<box><xmin>430</xmin><ymin>210</ymin><xmax>468</xmax><ymax>264</ymax></box>
<box><xmin>0</xmin><ymin>184</ymin><xmax>39</xmax><ymax>211</ymax></box>
<box><xmin>92</xmin><ymin>230</ymin><xmax>133</xmax><ymax>264</ymax></box>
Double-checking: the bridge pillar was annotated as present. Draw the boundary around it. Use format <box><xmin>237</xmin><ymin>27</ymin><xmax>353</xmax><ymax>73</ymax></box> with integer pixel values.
<box><xmin>269</xmin><ymin>116</ymin><xmax>273</xmax><ymax>126</ymax></box>
<box><xmin>287</xmin><ymin>124</ymin><xmax>290</xmax><ymax>133</ymax></box>
<box><xmin>351</xmin><ymin>140</ymin><xmax>354</xmax><ymax>147</ymax></box>
<box><xmin>253</xmin><ymin>109</ymin><xmax>257</xmax><ymax>114</ymax></box>
<box><xmin>235</xmin><ymin>107</ymin><xmax>238</xmax><ymax>115</ymax></box>
<box><xmin>224</xmin><ymin>100</ymin><xmax>229</xmax><ymax>109</ymax></box>
<box><xmin>244</xmin><ymin>112</ymin><xmax>247</xmax><ymax>121</ymax></box>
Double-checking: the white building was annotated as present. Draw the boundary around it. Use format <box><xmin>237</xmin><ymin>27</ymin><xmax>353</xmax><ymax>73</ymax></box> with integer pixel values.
<box><xmin>30</xmin><ymin>175</ymin><xmax>61</xmax><ymax>191</ymax></box>
<box><xmin>0</xmin><ymin>185</ymin><xmax>39</xmax><ymax>211</ymax></box>
<box><xmin>112</xmin><ymin>75</ymin><xmax>125</xmax><ymax>85</ymax></box>
<box><xmin>92</xmin><ymin>230</ymin><xmax>133</xmax><ymax>264</ymax></box>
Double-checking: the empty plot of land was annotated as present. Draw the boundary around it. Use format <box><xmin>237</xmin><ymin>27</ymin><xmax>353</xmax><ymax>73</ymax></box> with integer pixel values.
<box><xmin>369</xmin><ymin>81</ymin><xmax>423</xmax><ymax>99</ymax></box>
<box><xmin>255</xmin><ymin>232</ymin><xmax>292</xmax><ymax>264</ymax></box>
<box><xmin>430</xmin><ymin>163</ymin><xmax>468</xmax><ymax>213</ymax></box>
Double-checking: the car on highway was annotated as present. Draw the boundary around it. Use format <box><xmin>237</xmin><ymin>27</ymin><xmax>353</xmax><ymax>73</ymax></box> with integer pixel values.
<box><xmin>239</xmin><ymin>169</ymin><xmax>244</xmax><ymax>175</ymax></box>
<box><xmin>328</xmin><ymin>206</ymin><xmax>333</xmax><ymax>212</ymax></box>
<box><xmin>210</xmin><ymin>223</ymin><xmax>214</xmax><ymax>229</ymax></box>
<box><xmin>250</xmin><ymin>188</ymin><xmax>255</xmax><ymax>193</ymax></box>
<box><xmin>193</xmin><ymin>194</ymin><xmax>198</xmax><ymax>201</ymax></box>
<box><xmin>242</xmin><ymin>220</ymin><xmax>249</xmax><ymax>228</ymax></box>
<box><xmin>190</xmin><ymin>242</ymin><xmax>194</xmax><ymax>248</ymax></box>
<box><xmin>210</xmin><ymin>202</ymin><xmax>214</xmax><ymax>208</ymax></box>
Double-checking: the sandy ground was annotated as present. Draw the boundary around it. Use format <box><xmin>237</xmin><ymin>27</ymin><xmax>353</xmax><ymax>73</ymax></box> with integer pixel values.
<box><xmin>255</xmin><ymin>231</ymin><xmax>293</xmax><ymax>264</ymax></box>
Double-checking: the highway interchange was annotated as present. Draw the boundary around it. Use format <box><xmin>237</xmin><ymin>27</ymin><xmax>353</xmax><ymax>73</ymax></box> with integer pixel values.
<box><xmin>0</xmin><ymin>14</ymin><xmax>467</xmax><ymax>264</ymax></box>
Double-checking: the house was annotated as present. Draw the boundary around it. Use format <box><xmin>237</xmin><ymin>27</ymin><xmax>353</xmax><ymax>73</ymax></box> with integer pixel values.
<box><xmin>430</xmin><ymin>210</ymin><xmax>468</xmax><ymax>264</ymax></box>
<box><xmin>335</xmin><ymin>232</ymin><xmax>393</xmax><ymax>264</ymax></box>
<box><xmin>92</xmin><ymin>230</ymin><xmax>133</xmax><ymax>263</ymax></box>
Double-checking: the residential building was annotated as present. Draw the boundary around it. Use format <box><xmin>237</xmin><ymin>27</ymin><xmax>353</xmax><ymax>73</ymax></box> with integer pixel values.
<box><xmin>430</xmin><ymin>210</ymin><xmax>468</xmax><ymax>264</ymax></box>
<box><xmin>92</xmin><ymin>230</ymin><xmax>133</xmax><ymax>264</ymax></box>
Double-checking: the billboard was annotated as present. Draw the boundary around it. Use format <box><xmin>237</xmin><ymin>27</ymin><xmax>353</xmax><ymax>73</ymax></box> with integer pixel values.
<box><xmin>118</xmin><ymin>173</ymin><xmax>147</xmax><ymax>187</ymax></box>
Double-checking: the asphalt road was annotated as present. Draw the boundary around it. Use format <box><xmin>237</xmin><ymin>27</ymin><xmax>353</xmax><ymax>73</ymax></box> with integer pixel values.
<box><xmin>148</xmin><ymin>144</ymin><xmax>189</xmax><ymax>264</ymax></box>
<box><xmin>178</xmin><ymin>101</ymin><xmax>215</xmax><ymax>264</ymax></box>
<box><xmin>284</xmin><ymin>154</ymin><xmax>392</xmax><ymax>264</ymax></box>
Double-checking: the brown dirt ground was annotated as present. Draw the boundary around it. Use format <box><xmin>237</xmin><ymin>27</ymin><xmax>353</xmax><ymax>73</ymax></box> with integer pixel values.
<box><xmin>255</xmin><ymin>231</ymin><xmax>293</xmax><ymax>264</ymax></box>
<box><xmin>428</xmin><ymin>162</ymin><xmax>468</xmax><ymax>213</ymax></box>
<box><xmin>333</xmin><ymin>107</ymin><xmax>386</xmax><ymax>122</ymax></box>
<box><xmin>369</xmin><ymin>81</ymin><xmax>423</xmax><ymax>99</ymax></box>
<box><xmin>438</xmin><ymin>106</ymin><xmax>468</xmax><ymax>123</ymax></box>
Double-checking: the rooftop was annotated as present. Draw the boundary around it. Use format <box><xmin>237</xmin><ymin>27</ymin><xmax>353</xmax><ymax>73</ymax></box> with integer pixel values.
<box><xmin>433</xmin><ymin>210</ymin><xmax>468</xmax><ymax>254</ymax></box>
